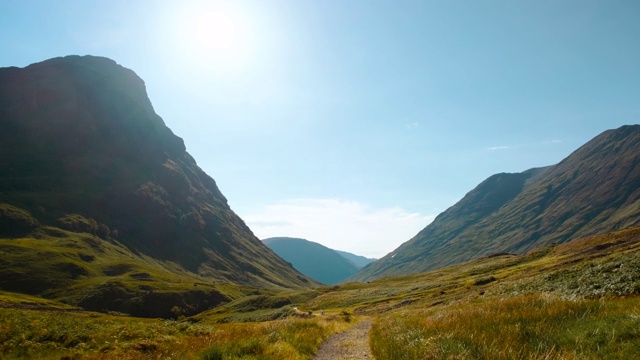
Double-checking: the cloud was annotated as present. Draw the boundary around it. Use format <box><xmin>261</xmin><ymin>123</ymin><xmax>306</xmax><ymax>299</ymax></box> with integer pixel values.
<box><xmin>405</xmin><ymin>122</ymin><xmax>419</xmax><ymax>129</ymax></box>
<box><xmin>243</xmin><ymin>198</ymin><xmax>435</xmax><ymax>258</ymax></box>
<box><xmin>488</xmin><ymin>145</ymin><xmax>510</xmax><ymax>150</ymax></box>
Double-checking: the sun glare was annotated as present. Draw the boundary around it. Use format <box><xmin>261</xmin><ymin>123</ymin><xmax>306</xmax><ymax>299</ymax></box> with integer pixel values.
<box><xmin>172</xmin><ymin>5</ymin><xmax>252</xmax><ymax>72</ymax></box>
<box><xmin>192</xmin><ymin>12</ymin><xmax>238</xmax><ymax>52</ymax></box>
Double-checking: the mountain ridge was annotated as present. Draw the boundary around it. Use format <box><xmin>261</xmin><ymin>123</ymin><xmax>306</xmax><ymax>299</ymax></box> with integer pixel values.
<box><xmin>263</xmin><ymin>237</ymin><xmax>361</xmax><ymax>285</ymax></box>
<box><xmin>354</xmin><ymin>125</ymin><xmax>640</xmax><ymax>281</ymax></box>
<box><xmin>333</xmin><ymin>249</ymin><xmax>376</xmax><ymax>268</ymax></box>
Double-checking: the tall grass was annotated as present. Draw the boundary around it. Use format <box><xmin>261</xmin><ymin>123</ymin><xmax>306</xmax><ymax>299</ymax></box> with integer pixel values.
<box><xmin>200</xmin><ymin>318</ymin><xmax>342</xmax><ymax>360</ymax></box>
<box><xmin>370</xmin><ymin>294</ymin><xmax>640</xmax><ymax>359</ymax></box>
<box><xmin>0</xmin><ymin>308</ymin><xmax>354</xmax><ymax>359</ymax></box>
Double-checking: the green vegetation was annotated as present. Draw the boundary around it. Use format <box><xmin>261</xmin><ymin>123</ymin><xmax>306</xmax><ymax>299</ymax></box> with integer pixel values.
<box><xmin>0</xmin><ymin>220</ymin><xmax>258</xmax><ymax>318</ymax></box>
<box><xmin>0</xmin><ymin>203</ymin><xmax>40</xmax><ymax>238</ymax></box>
<box><xmin>306</xmin><ymin>227</ymin><xmax>640</xmax><ymax>313</ymax></box>
<box><xmin>0</xmin><ymin>306</ymin><xmax>355</xmax><ymax>359</ymax></box>
<box><xmin>1</xmin><ymin>223</ymin><xmax>638</xmax><ymax>358</ymax></box>
<box><xmin>370</xmin><ymin>295</ymin><xmax>640</xmax><ymax>359</ymax></box>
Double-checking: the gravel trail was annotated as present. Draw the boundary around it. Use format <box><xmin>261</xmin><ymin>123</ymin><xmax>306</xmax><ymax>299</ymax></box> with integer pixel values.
<box><xmin>313</xmin><ymin>320</ymin><xmax>375</xmax><ymax>360</ymax></box>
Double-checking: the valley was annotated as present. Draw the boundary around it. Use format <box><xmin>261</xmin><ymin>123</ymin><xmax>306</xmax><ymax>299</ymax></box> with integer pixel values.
<box><xmin>0</xmin><ymin>56</ymin><xmax>638</xmax><ymax>359</ymax></box>
<box><xmin>263</xmin><ymin>237</ymin><xmax>374</xmax><ymax>285</ymax></box>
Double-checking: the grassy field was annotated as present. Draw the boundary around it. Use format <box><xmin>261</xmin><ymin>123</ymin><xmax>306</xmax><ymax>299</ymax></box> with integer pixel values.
<box><xmin>371</xmin><ymin>294</ymin><xmax>640</xmax><ymax>359</ymax></box>
<box><xmin>0</xmin><ymin>304</ymin><xmax>356</xmax><ymax>359</ymax></box>
<box><xmin>1</xmin><ymin>226</ymin><xmax>639</xmax><ymax>359</ymax></box>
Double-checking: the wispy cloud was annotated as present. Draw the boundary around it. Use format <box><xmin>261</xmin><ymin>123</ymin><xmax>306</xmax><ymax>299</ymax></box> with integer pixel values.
<box><xmin>488</xmin><ymin>145</ymin><xmax>510</xmax><ymax>150</ymax></box>
<box><xmin>243</xmin><ymin>198</ymin><xmax>434</xmax><ymax>258</ymax></box>
<box><xmin>405</xmin><ymin>122</ymin><xmax>419</xmax><ymax>129</ymax></box>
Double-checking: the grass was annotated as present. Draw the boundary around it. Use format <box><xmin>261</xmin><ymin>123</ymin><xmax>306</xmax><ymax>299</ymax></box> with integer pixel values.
<box><xmin>199</xmin><ymin>316</ymin><xmax>348</xmax><ymax>360</ymax></box>
<box><xmin>1</xmin><ymin>226</ymin><xmax>639</xmax><ymax>358</ymax></box>
<box><xmin>303</xmin><ymin>227</ymin><xmax>640</xmax><ymax>315</ymax></box>
<box><xmin>0</xmin><ymin>224</ymin><xmax>262</xmax><ymax>317</ymax></box>
<box><xmin>0</xmin><ymin>307</ymin><xmax>356</xmax><ymax>359</ymax></box>
<box><xmin>370</xmin><ymin>294</ymin><xmax>640</xmax><ymax>359</ymax></box>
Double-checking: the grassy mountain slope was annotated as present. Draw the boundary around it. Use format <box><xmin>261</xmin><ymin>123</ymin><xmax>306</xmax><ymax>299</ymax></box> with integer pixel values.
<box><xmin>263</xmin><ymin>237</ymin><xmax>360</xmax><ymax>285</ymax></box>
<box><xmin>354</xmin><ymin>125</ymin><xmax>640</xmax><ymax>281</ymax></box>
<box><xmin>310</xmin><ymin>226</ymin><xmax>640</xmax><ymax>313</ymax></box>
<box><xmin>0</xmin><ymin>55</ymin><xmax>315</xmax><ymax>304</ymax></box>
<box><xmin>0</xmin><ymin>213</ymin><xmax>248</xmax><ymax>318</ymax></box>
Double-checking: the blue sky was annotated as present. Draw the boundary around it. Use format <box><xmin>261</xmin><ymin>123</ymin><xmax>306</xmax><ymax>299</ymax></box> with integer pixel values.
<box><xmin>2</xmin><ymin>0</ymin><xmax>639</xmax><ymax>257</ymax></box>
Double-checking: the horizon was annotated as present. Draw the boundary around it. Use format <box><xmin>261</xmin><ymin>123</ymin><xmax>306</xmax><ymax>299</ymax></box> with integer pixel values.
<box><xmin>2</xmin><ymin>0</ymin><xmax>639</xmax><ymax>258</ymax></box>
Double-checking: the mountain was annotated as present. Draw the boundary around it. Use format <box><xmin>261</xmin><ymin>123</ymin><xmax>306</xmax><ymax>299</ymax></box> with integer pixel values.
<box><xmin>354</xmin><ymin>125</ymin><xmax>640</xmax><ymax>281</ymax></box>
<box><xmin>0</xmin><ymin>55</ymin><xmax>316</xmax><ymax>316</ymax></box>
<box><xmin>333</xmin><ymin>250</ymin><xmax>376</xmax><ymax>268</ymax></box>
<box><xmin>263</xmin><ymin>237</ymin><xmax>360</xmax><ymax>285</ymax></box>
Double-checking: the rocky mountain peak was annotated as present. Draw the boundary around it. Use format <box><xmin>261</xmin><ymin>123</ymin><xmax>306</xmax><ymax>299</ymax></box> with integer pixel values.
<box><xmin>0</xmin><ymin>55</ymin><xmax>312</xmax><ymax>289</ymax></box>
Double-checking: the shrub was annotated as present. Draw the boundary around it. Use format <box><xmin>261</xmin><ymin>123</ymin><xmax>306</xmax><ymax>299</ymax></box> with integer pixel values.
<box><xmin>473</xmin><ymin>275</ymin><xmax>497</xmax><ymax>286</ymax></box>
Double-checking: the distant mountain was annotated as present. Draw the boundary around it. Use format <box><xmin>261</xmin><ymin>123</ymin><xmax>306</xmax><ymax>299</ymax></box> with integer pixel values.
<box><xmin>354</xmin><ymin>125</ymin><xmax>640</xmax><ymax>281</ymax></box>
<box><xmin>263</xmin><ymin>237</ymin><xmax>360</xmax><ymax>285</ymax></box>
<box><xmin>334</xmin><ymin>250</ymin><xmax>376</xmax><ymax>268</ymax></box>
<box><xmin>0</xmin><ymin>56</ymin><xmax>316</xmax><ymax>316</ymax></box>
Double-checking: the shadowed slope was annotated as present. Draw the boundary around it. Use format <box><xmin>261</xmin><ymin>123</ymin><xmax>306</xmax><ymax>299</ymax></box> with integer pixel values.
<box><xmin>0</xmin><ymin>55</ymin><xmax>314</xmax><ymax>290</ymax></box>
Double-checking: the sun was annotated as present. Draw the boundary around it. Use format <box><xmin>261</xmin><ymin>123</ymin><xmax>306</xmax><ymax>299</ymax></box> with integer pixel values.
<box><xmin>191</xmin><ymin>11</ymin><xmax>239</xmax><ymax>53</ymax></box>
<box><xmin>172</xmin><ymin>5</ymin><xmax>252</xmax><ymax>72</ymax></box>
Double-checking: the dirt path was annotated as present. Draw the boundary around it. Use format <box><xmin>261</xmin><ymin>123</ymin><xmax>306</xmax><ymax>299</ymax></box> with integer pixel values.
<box><xmin>313</xmin><ymin>320</ymin><xmax>375</xmax><ymax>360</ymax></box>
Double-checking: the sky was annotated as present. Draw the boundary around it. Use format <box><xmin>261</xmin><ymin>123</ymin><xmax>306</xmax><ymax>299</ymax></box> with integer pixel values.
<box><xmin>1</xmin><ymin>0</ymin><xmax>639</xmax><ymax>258</ymax></box>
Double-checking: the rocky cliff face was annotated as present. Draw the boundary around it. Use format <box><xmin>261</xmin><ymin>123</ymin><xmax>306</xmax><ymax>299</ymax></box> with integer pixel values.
<box><xmin>354</xmin><ymin>125</ymin><xmax>640</xmax><ymax>281</ymax></box>
<box><xmin>0</xmin><ymin>55</ymin><xmax>312</xmax><ymax>289</ymax></box>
